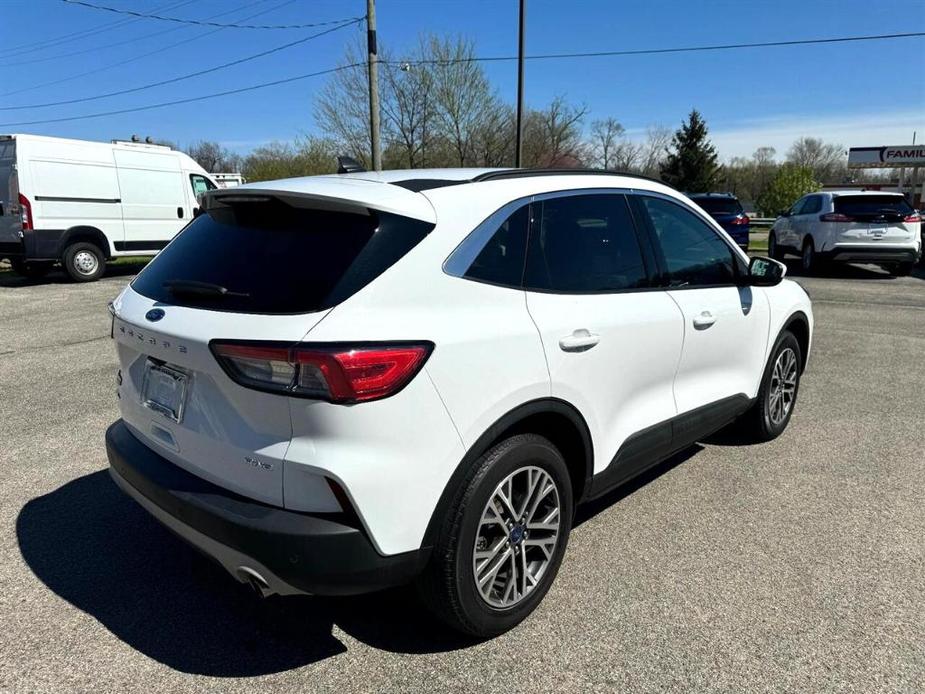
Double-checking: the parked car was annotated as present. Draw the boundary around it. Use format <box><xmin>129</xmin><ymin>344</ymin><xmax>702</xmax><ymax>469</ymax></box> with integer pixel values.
<box><xmin>106</xmin><ymin>168</ymin><xmax>813</xmax><ymax>637</ymax></box>
<box><xmin>769</xmin><ymin>191</ymin><xmax>922</xmax><ymax>275</ymax></box>
<box><xmin>687</xmin><ymin>192</ymin><xmax>750</xmax><ymax>250</ymax></box>
<box><xmin>0</xmin><ymin>134</ymin><xmax>218</xmax><ymax>281</ymax></box>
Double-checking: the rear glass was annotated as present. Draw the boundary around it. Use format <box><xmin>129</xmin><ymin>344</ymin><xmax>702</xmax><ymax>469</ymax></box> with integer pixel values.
<box><xmin>690</xmin><ymin>197</ymin><xmax>743</xmax><ymax>215</ymax></box>
<box><xmin>131</xmin><ymin>198</ymin><xmax>433</xmax><ymax>314</ymax></box>
<box><xmin>833</xmin><ymin>195</ymin><xmax>914</xmax><ymax>221</ymax></box>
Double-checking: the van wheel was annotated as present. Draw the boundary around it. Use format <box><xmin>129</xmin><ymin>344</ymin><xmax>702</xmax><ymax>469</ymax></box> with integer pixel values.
<box><xmin>417</xmin><ymin>434</ymin><xmax>573</xmax><ymax>637</ymax></box>
<box><xmin>63</xmin><ymin>242</ymin><xmax>105</xmax><ymax>282</ymax></box>
<box><xmin>10</xmin><ymin>259</ymin><xmax>53</xmax><ymax>279</ymax></box>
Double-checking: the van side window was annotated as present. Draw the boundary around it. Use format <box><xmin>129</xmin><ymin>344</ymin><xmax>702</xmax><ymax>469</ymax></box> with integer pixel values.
<box><xmin>190</xmin><ymin>174</ymin><xmax>216</xmax><ymax>199</ymax></box>
<box><xmin>800</xmin><ymin>195</ymin><xmax>822</xmax><ymax>215</ymax></box>
<box><xmin>463</xmin><ymin>204</ymin><xmax>530</xmax><ymax>287</ymax></box>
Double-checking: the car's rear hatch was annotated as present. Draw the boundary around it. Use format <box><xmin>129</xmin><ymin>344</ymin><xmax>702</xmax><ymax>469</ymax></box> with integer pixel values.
<box><xmin>113</xmin><ymin>180</ymin><xmax>435</xmax><ymax>506</ymax></box>
<box><xmin>827</xmin><ymin>194</ymin><xmax>919</xmax><ymax>246</ymax></box>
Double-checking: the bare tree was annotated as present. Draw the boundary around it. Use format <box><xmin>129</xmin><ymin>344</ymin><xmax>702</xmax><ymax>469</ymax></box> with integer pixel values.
<box><xmin>314</xmin><ymin>41</ymin><xmax>372</xmax><ymax>166</ymax></box>
<box><xmin>638</xmin><ymin>125</ymin><xmax>671</xmax><ymax>177</ymax></box>
<box><xmin>186</xmin><ymin>140</ymin><xmax>242</xmax><ymax>173</ymax></box>
<box><xmin>786</xmin><ymin>137</ymin><xmax>845</xmax><ymax>182</ymax></box>
<box><xmin>589</xmin><ymin>117</ymin><xmax>625</xmax><ymax>169</ymax></box>
<box><xmin>523</xmin><ymin>95</ymin><xmax>588</xmax><ymax>167</ymax></box>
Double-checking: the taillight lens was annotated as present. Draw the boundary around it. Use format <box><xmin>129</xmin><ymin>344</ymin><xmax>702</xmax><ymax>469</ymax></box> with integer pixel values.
<box><xmin>903</xmin><ymin>213</ymin><xmax>921</xmax><ymax>223</ymax></box>
<box><xmin>18</xmin><ymin>193</ymin><xmax>33</xmax><ymax>230</ymax></box>
<box><xmin>820</xmin><ymin>212</ymin><xmax>854</xmax><ymax>223</ymax></box>
<box><xmin>211</xmin><ymin>341</ymin><xmax>433</xmax><ymax>403</ymax></box>
<box><xmin>730</xmin><ymin>214</ymin><xmax>750</xmax><ymax>225</ymax></box>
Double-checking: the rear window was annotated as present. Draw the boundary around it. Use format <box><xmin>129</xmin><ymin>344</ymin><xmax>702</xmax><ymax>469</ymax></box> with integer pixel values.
<box><xmin>690</xmin><ymin>197</ymin><xmax>743</xmax><ymax>215</ymax></box>
<box><xmin>833</xmin><ymin>195</ymin><xmax>914</xmax><ymax>221</ymax></box>
<box><xmin>131</xmin><ymin>197</ymin><xmax>433</xmax><ymax>314</ymax></box>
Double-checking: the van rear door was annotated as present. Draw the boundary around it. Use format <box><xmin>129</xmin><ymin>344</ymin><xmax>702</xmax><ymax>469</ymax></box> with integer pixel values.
<box><xmin>0</xmin><ymin>137</ymin><xmax>22</xmax><ymax>254</ymax></box>
<box><xmin>115</xmin><ymin>148</ymin><xmax>187</xmax><ymax>252</ymax></box>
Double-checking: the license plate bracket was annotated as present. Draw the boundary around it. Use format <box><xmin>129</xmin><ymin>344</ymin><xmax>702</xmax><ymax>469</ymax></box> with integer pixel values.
<box><xmin>141</xmin><ymin>360</ymin><xmax>189</xmax><ymax>423</ymax></box>
<box><xmin>869</xmin><ymin>226</ymin><xmax>886</xmax><ymax>238</ymax></box>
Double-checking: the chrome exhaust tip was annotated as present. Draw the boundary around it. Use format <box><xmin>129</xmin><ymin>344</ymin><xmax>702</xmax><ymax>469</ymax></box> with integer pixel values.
<box><xmin>236</xmin><ymin>565</ymin><xmax>271</xmax><ymax>597</ymax></box>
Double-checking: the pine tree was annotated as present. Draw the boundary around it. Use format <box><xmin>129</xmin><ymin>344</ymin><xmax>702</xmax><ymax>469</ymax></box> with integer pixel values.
<box><xmin>660</xmin><ymin>110</ymin><xmax>720</xmax><ymax>193</ymax></box>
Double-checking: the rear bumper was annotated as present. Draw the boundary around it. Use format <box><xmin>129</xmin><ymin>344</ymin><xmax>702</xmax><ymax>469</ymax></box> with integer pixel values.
<box><xmin>0</xmin><ymin>229</ymin><xmax>67</xmax><ymax>261</ymax></box>
<box><xmin>105</xmin><ymin>419</ymin><xmax>430</xmax><ymax>596</ymax></box>
<box><xmin>822</xmin><ymin>245</ymin><xmax>920</xmax><ymax>263</ymax></box>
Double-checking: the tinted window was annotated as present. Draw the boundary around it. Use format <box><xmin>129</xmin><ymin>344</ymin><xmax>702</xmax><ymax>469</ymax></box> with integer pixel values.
<box><xmin>524</xmin><ymin>194</ymin><xmax>648</xmax><ymax>292</ymax></box>
<box><xmin>833</xmin><ymin>194</ymin><xmax>914</xmax><ymax>221</ymax></box>
<box><xmin>789</xmin><ymin>197</ymin><xmax>807</xmax><ymax>216</ymax></box>
<box><xmin>190</xmin><ymin>174</ymin><xmax>216</xmax><ymax>199</ymax></box>
<box><xmin>690</xmin><ymin>196</ymin><xmax>743</xmax><ymax>215</ymax></box>
<box><xmin>464</xmin><ymin>204</ymin><xmax>529</xmax><ymax>287</ymax></box>
<box><xmin>132</xmin><ymin>198</ymin><xmax>433</xmax><ymax>314</ymax></box>
<box><xmin>638</xmin><ymin>195</ymin><xmax>737</xmax><ymax>287</ymax></box>
<box><xmin>801</xmin><ymin>195</ymin><xmax>822</xmax><ymax>215</ymax></box>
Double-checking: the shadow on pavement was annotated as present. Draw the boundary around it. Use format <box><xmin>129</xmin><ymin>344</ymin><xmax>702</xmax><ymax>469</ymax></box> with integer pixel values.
<box><xmin>16</xmin><ymin>470</ymin><xmax>476</xmax><ymax>676</ymax></box>
<box><xmin>0</xmin><ymin>261</ymin><xmax>148</xmax><ymax>288</ymax></box>
<box><xmin>779</xmin><ymin>258</ymin><xmax>924</xmax><ymax>281</ymax></box>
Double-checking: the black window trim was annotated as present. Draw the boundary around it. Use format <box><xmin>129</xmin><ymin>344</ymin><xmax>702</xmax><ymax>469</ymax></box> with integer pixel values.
<box><xmin>629</xmin><ymin>190</ymin><xmax>749</xmax><ymax>291</ymax></box>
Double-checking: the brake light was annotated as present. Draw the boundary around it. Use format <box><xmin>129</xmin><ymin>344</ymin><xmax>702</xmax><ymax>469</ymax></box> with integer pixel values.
<box><xmin>903</xmin><ymin>212</ymin><xmax>921</xmax><ymax>223</ymax></box>
<box><xmin>820</xmin><ymin>213</ymin><xmax>854</xmax><ymax>223</ymax></box>
<box><xmin>730</xmin><ymin>214</ymin><xmax>750</xmax><ymax>225</ymax></box>
<box><xmin>211</xmin><ymin>341</ymin><xmax>433</xmax><ymax>403</ymax></box>
<box><xmin>18</xmin><ymin>193</ymin><xmax>32</xmax><ymax>230</ymax></box>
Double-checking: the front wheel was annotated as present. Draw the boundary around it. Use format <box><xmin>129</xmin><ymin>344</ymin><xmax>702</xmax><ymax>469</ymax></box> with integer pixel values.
<box><xmin>417</xmin><ymin>434</ymin><xmax>573</xmax><ymax>637</ymax></box>
<box><xmin>736</xmin><ymin>331</ymin><xmax>803</xmax><ymax>442</ymax></box>
<box><xmin>62</xmin><ymin>242</ymin><xmax>105</xmax><ymax>282</ymax></box>
<box><xmin>768</xmin><ymin>232</ymin><xmax>782</xmax><ymax>261</ymax></box>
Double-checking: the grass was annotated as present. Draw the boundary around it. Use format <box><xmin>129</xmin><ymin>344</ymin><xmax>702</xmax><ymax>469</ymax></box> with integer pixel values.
<box><xmin>749</xmin><ymin>230</ymin><xmax>769</xmax><ymax>254</ymax></box>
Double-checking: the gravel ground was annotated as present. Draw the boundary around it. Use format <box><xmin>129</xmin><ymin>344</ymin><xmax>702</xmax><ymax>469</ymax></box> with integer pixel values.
<box><xmin>0</xmin><ymin>260</ymin><xmax>923</xmax><ymax>694</ymax></box>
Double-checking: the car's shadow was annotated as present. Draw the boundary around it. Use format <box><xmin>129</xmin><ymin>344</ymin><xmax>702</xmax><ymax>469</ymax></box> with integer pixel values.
<box><xmin>0</xmin><ymin>261</ymin><xmax>148</xmax><ymax>288</ymax></box>
<box><xmin>16</xmin><ymin>471</ymin><xmax>477</xmax><ymax>676</ymax></box>
<box><xmin>779</xmin><ymin>258</ymin><xmax>925</xmax><ymax>281</ymax></box>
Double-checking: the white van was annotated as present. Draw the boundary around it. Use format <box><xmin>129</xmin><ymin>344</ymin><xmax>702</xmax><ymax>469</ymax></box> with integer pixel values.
<box><xmin>0</xmin><ymin>134</ymin><xmax>217</xmax><ymax>281</ymax></box>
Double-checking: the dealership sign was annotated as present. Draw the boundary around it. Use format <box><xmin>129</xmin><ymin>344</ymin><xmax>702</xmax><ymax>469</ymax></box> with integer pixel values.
<box><xmin>848</xmin><ymin>145</ymin><xmax>925</xmax><ymax>168</ymax></box>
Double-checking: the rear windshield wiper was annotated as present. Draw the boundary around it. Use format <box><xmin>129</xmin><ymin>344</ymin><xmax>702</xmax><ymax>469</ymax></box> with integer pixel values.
<box><xmin>163</xmin><ymin>280</ymin><xmax>250</xmax><ymax>298</ymax></box>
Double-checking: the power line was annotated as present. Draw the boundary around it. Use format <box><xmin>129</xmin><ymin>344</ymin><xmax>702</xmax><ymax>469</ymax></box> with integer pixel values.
<box><xmin>61</xmin><ymin>0</ymin><xmax>362</xmax><ymax>30</ymax></box>
<box><xmin>0</xmin><ymin>18</ymin><xmax>362</xmax><ymax>111</ymax></box>
<box><xmin>385</xmin><ymin>31</ymin><xmax>925</xmax><ymax>66</ymax></box>
<box><xmin>0</xmin><ymin>0</ymin><xmax>293</xmax><ymax>97</ymax></box>
<box><xmin>0</xmin><ymin>64</ymin><xmax>365</xmax><ymax>128</ymax></box>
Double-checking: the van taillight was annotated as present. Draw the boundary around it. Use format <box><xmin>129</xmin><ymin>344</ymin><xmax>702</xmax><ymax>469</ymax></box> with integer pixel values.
<box><xmin>211</xmin><ymin>341</ymin><xmax>433</xmax><ymax>403</ymax></box>
<box><xmin>18</xmin><ymin>193</ymin><xmax>33</xmax><ymax>230</ymax></box>
<box><xmin>819</xmin><ymin>212</ymin><xmax>853</xmax><ymax>223</ymax></box>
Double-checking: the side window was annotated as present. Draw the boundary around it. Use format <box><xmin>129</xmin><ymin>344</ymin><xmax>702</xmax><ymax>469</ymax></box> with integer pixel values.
<box><xmin>524</xmin><ymin>194</ymin><xmax>648</xmax><ymax>292</ymax></box>
<box><xmin>637</xmin><ymin>195</ymin><xmax>738</xmax><ymax>288</ymax></box>
<box><xmin>463</xmin><ymin>204</ymin><xmax>529</xmax><ymax>287</ymax></box>
<box><xmin>801</xmin><ymin>195</ymin><xmax>822</xmax><ymax>215</ymax></box>
<box><xmin>190</xmin><ymin>174</ymin><xmax>216</xmax><ymax>200</ymax></box>
<box><xmin>790</xmin><ymin>197</ymin><xmax>807</xmax><ymax>216</ymax></box>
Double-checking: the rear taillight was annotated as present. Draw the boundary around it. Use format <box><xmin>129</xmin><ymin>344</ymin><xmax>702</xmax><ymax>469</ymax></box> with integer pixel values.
<box><xmin>903</xmin><ymin>213</ymin><xmax>921</xmax><ymax>223</ymax></box>
<box><xmin>17</xmin><ymin>193</ymin><xmax>32</xmax><ymax>230</ymax></box>
<box><xmin>820</xmin><ymin>212</ymin><xmax>854</xmax><ymax>223</ymax></box>
<box><xmin>211</xmin><ymin>341</ymin><xmax>433</xmax><ymax>403</ymax></box>
<box><xmin>730</xmin><ymin>214</ymin><xmax>750</xmax><ymax>225</ymax></box>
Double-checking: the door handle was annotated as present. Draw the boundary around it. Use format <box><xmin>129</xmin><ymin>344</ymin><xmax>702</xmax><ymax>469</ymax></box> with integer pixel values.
<box><xmin>692</xmin><ymin>310</ymin><xmax>716</xmax><ymax>330</ymax></box>
<box><xmin>559</xmin><ymin>329</ymin><xmax>600</xmax><ymax>352</ymax></box>
<box><xmin>177</xmin><ymin>206</ymin><xmax>184</xmax><ymax>219</ymax></box>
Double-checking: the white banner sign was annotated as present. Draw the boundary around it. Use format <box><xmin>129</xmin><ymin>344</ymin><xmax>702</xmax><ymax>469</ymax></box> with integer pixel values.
<box><xmin>848</xmin><ymin>145</ymin><xmax>925</xmax><ymax>168</ymax></box>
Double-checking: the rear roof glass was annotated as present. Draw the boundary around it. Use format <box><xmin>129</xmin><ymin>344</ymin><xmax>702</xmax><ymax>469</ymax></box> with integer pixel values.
<box><xmin>690</xmin><ymin>196</ymin><xmax>743</xmax><ymax>215</ymax></box>
<box><xmin>833</xmin><ymin>195</ymin><xmax>914</xmax><ymax>220</ymax></box>
<box><xmin>131</xmin><ymin>197</ymin><xmax>433</xmax><ymax>314</ymax></box>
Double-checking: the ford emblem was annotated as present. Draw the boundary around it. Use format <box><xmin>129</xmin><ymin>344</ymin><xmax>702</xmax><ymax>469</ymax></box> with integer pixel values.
<box><xmin>145</xmin><ymin>308</ymin><xmax>165</xmax><ymax>322</ymax></box>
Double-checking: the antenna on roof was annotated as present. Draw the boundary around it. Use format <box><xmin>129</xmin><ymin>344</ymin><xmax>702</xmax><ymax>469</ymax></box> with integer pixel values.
<box><xmin>336</xmin><ymin>156</ymin><xmax>366</xmax><ymax>174</ymax></box>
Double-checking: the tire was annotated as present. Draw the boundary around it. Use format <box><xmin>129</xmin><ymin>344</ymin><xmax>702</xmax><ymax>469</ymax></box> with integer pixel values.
<box><xmin>768</xmin><ymin>232</ymin><xmax>782</xmax><ymax>261</ymax></box>
<box><xmin>9</xmin><ymin>259</ymin><xmax>53</xmax><ymax>279</ymax></box>
<box><xmin>800</xmin><ymin>237</ymin><xmax>816</xmax><ymax>274</ymax></box>
<box><xmin>62</xmin><ymin>241</ymin><xmax>105</xmax><ymax>282</ymax></box>
<box><xmin>890</xmin><ymin>262</ymin><xmax>914</xmax><ymax>277</ymax></box>
<box><xmin>417</xmin><ymin>434</ymin><xmax>573</xmax><ymax>637</ymax></box>
<box><xmin>736</xmin><ymin>331</ymin><xmax>803</xmax><ymax>443</ymax></box>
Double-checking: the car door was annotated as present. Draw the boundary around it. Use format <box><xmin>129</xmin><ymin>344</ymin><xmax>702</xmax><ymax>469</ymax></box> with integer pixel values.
<box><xmin>523</xmin><ymin>191</ymin><xmax>685</xmax><ymax>480</ymax></box>
<box><xmin>630</xmin><ymin>193</ymin><xmax>770</xmax><ymax>421</ymax></box>
<box><xmin>793</xmin><ymin>194</ymin><xmax>822</xmax><ymax>249</ymax></box>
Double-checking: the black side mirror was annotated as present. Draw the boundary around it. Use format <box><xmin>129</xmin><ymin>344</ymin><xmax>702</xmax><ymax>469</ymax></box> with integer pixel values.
<box><xmin>193</xmin><ymin>207</ymin><xmax>202</xmax><ymax>218</ymax></box>
<box><xmin>748</xmin><ymin>256</ymin><xmax>785</xmax><ymax>286</ymax></box>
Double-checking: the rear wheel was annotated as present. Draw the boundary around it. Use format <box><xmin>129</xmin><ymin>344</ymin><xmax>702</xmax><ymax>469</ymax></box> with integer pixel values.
<box><xmin>10</xmin><ymin>259</ymin><xmax>53</xmax><ymax>279</ymax></box>
<box><xmin>768</xmin><ymin>232</ymin><xmax>782</xmax><ymax>260</ymax></box>
<box><xmin>417</xmin><ymin>434</ymin><xmax>573</xmax><ymax>637</ymax></box>
<box><xmin>801</xmin><ymin>238</ymin><xmax>817</xmax><ymax>274</ymax></box>
<box><xmin>889</xmin><ymin>262</ymin><xmax>914</xmax><ymax>277</ymax></box>
<box><xmin>735</xmin><ymin>331</ymin><xmax>803</xmax><ymax>442</ymax></box>
<box><xmin>62</xmin><ymin>241</ymin><xmax>105</xmax><ymax>282</ymax></box>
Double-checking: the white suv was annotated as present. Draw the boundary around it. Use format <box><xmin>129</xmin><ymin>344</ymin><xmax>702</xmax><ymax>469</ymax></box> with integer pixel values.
<box><xmin>768</xmin><ymin>190</ymin><xmax>922</xmax><ymax>275</ymax></box>
<box><xmin>106</xmin><ymin>168</ymin><xmax>813</xmax><ymax>637</ymax></box>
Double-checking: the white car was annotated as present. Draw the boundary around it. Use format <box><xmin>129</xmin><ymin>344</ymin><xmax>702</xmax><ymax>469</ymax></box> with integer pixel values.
<box><xmin>0</xmin><ymin>134</ymin><xmax>218</xmax><ymax>282</ymax></box>
<box><xmin>106</xmin><ymin>168</ymin><xmax>813</xmax><ymax>637</ymax></box>
<box><xmin>768</xmin><ymin>190</ymin><xmax>921</xmax><ymax>275</ymax></box>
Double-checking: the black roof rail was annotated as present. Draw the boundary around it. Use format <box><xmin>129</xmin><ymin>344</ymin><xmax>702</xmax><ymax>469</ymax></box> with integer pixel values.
<box><xmin>470</xmin><ymin>168</ymin><xmax>669</xmax><ymax>187</ymax></box>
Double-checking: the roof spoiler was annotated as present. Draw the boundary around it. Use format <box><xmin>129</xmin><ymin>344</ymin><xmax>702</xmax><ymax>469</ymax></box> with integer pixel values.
<box><xmin>336</xmin><ymin>156</ymin><xmax>366</xmax><ymax>174</ymax></box>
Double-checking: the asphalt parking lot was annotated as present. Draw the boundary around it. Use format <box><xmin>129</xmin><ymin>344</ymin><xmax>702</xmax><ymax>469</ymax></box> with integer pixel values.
<box><xmin>1</xmin><ymin>258</ymin><xmax>923</xmax><ymax>693</ymax></box>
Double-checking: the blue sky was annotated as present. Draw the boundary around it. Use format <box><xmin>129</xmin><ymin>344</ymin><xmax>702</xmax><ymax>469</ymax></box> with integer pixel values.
<box><xmin>1</xmin><ymin>0</ymin><xmax>923</xmax><ymax>160</ymax></box>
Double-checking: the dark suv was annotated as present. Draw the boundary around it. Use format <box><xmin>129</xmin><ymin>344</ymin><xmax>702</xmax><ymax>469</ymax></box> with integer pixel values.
<box><xmin>689</xmin><ymin>193</ymin><xmax>750</xmax><ymax>251</ymax></box>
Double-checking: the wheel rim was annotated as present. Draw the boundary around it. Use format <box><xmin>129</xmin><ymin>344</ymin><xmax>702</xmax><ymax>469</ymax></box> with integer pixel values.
<box><xmin>73</xmin><ymin>250</ymin><xmax>99</xmax><ymax>275</ymax></box>
<box><xmin>768</xmin><ymin>347</ymin><xmax>798</xmax><ymax>426</ymax></box>
<box><xmin>472</xmin><ymin>465</ymin><xmax>561</xmax><ymax>609</ymax></box>
<box><xmin>802</xmin><ymin>244</ymin><xmax>813</xmax><ymax>270</ymax></box>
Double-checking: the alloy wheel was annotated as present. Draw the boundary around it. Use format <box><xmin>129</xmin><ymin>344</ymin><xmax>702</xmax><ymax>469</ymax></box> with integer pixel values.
<box><xmin>768</xmin><ymin>347</ymin><xmax>798</xmax><ymax>425</ymax></box>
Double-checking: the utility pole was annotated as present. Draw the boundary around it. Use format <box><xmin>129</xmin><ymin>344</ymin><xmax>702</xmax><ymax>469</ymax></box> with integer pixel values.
<box><xmin>514</xmin><ymin>0</ymin><xmax>526</xmax><ymax>168</ymax></box>
<box><xmin>367</xmin><ymin>0</ymin><xmax>382</xmax><ymax>171</ymax></box>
